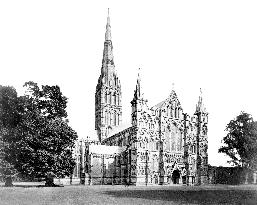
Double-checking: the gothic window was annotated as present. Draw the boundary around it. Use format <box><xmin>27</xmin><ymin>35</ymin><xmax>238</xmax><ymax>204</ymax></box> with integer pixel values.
<box><xmin>165</xmin><ymin>130</ymin><xmax>171</xmax><ymax>152</ymax></box>
<box><xmin>177</xmin><ymin>132</ymin><xmax>182</xmax><ymax>151</ymax></box>
<box><xmin>171</xmin><ymin>131</ymin><xmax>175</xmax><ymax>151</ymax></box>
<box><xmin>105</xmin><ymin>93</ymin><xmax>107</xmax><ymax>103</ymax></box>
<box><xmin>150</xmin><ymin>141</ymin><xmax>154</xmax><ymax>151</ymax></box>
<box><xmin>192</xmin><ymin>145</ymin><xmax>196</xmax><ymax>154</ymax></box>
<box><xmin>114</xmin><ymin>113</ymin><xmax>116</xmax><ymax>126</ymax></box>
<box><xmin>114</xmin><ymin>94</ymin><xmax>116</xmax><ymax>105</ymax></box>
<box><xmin>105</xmin><ymin>110</ymin><xmax>107</xmax><ymax>124</ymax></box>
<box><xmin>156</xmin><ymin>142</ymin><xmax>159</xmax><ymax>150</ymax></box>
<box><xmin>111</xmin><ymin>114</ymin><xmax>114</xmax><ymax>126</ymax></box>
<box><xmin>109</xmin><ymin>93</ymin><xmax>112</xmax><ymax>104</ymax></box>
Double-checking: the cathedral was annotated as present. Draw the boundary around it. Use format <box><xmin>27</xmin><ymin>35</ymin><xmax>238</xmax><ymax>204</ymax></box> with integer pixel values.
<box><xmin>81</xmin><ymin>11</ymin><xmax>209</xmax><ymax>186</ymax></box>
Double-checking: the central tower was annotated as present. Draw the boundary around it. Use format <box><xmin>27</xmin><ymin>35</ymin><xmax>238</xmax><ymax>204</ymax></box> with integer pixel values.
<box><xmin>95</xmin><ymin>10</ymin><xmax>122</xmax><ymax>142</ymax></box>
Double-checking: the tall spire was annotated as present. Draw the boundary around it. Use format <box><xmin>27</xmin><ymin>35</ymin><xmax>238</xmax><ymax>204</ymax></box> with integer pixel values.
<box><xmin>196</xmin><ymin>88</ymin><xmax>206</xmax><ymax>113</ymax></box>
<box><xmin>134</xmin><ymin>68</ymin><xmax>144</xmax><ymax>99</ymax></box>
<box><xmin>105</xmin><ymin>8</ymin><xmax>111</xmax><ymax>41</ymax></box>
<box><xmin>101</xmin><ymin>8</ymin><xmax>115</xmax><ymax>75</ymax></box>
<box><xmin>95</xmin><ymin>9</ymin><xmax>122</xmax><ymax>142</ymax></box>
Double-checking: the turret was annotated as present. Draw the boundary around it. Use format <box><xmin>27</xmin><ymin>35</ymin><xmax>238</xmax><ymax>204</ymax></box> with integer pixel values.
<box><xmin>130</xmin><ymin>68</ymin><xmax>148</xmax><ymax>126</ymax></box>
<box><xmin>194</xmin><ymin>88</ymin><xmax>208</xmax><ymax>185</ymax></box>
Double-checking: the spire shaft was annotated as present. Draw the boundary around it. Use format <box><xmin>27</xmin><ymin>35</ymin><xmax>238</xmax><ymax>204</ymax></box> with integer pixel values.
<box><xmin>105</xmin><ymin>8</ymin><xmax>111</xmax><ymax>41</ymax></box>
<box><xmin>101</xmin><ymin>8</ymin><xmax>115</xmax><ymax>75</ymax></box>
<box><xmin>195</xmin><ymin>88</ymin><xmax>206</xmax><ymax>113</ymax></box>
<box><xmin>134</xmin><ymin>68</ymin><xmax>144</xmax><ymax>99</ymax></box>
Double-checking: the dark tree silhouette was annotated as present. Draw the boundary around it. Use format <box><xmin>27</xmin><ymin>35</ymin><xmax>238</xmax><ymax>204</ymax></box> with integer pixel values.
<box><xmin>0</xmin><ymin>85</ymin><xmax>21</xmax><ymax>186</ymax></box>
<box><xmin>219</xmin><ymin>112</ymin><xmax>257</xmax><ymax>170</ymax></box>
<box><xmin>2</xmin><ymin>82</ymin><xmax>78</xmax><ymax>186</ymax></box>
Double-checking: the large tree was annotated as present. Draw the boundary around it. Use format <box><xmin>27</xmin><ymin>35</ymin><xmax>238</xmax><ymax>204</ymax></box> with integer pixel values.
<box><xmin>2</xmin><ymin>82</ymin><xmax>78</xmax><ymax>186</ymax></box>
<box><xmin>219</xmin><ymin>112</ymin><xmax>257</xmax><ymax>170</ymax></box>
<box><xmin>0</xmin><ymin>85</ymin><xmax>21</xmax><ymax>186</ymax></box>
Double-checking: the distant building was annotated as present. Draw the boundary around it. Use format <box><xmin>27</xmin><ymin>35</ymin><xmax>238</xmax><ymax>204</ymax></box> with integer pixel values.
<box><xmin>78</xmin><ymin>11</ymin><xmax>209</xmax><ymax>186</ymax></box>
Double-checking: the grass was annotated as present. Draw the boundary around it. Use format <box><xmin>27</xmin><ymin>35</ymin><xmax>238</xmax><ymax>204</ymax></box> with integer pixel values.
<box><xmin>0</xmin><ymin>183</ymin><xmax>257</xmax><ymax>205</ymax></box>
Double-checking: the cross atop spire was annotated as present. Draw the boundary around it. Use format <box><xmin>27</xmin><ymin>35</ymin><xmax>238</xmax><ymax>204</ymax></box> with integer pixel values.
<box><xmin>169</xmin><ymin>82</ymin><xmax>177</xmax><ymax>98</ymax></box>
<box><xmin>105</xmin><ymin>8</ymin><xmax>111</xmax><ymax>41</ymax></box>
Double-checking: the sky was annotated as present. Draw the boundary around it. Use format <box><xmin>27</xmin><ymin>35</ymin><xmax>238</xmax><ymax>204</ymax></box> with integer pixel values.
<box><xmin>0</xmin><ymin>1</ymin><xmax>257</xmax><ymax>166</ymax></box>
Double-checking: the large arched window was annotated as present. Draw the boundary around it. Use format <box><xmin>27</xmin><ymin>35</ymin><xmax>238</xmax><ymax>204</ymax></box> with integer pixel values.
<box><xmin>105</xmin><ymin>93</ymin><xmax>107</xmax><ymax>103</ymax></box>
<box><xmin>105</xmin><ymin>110</ymin><xmax>108</xmax><ymax>124</ymax></box>
<box><xmin>109</xmin><ymin>93</ymin><xmax>112</xmax><ymax>104</ymax></box>
<box><xmin>166</xmin><ymin>131</ymin><xmax>171</xmax><ymax>151</ymax></box>
<box><xmin>113</xmin><ymin>94</ymin><xmax>117</xmax><ymax>105</ymax></box>
<box><xmin>109</xmin><ymin>112</ymin><xmax>112</xmax><ymax>125</ymax></box>
<box><xmin>113</xmin><ymin>112</ymin><xmax>116</xmax><ymax>126</ymax></box>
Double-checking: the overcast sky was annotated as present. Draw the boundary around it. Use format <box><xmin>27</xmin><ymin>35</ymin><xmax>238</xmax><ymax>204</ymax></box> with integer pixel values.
<box><xmin>1</xmin><ymin>1</ymin><xmax>257</xmax><ymax>166</ymax></box>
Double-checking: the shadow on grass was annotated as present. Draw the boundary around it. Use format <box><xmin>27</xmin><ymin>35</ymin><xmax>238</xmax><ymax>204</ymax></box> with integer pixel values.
<box><xmin>0</xmin><ymin>184</ymin><xmax>64</xmax><ymax>188</ymax></box>
<box><xmin>103</xmin><ymin>189</ymin><xmax>257</xmax><ymax>204</ymax></box>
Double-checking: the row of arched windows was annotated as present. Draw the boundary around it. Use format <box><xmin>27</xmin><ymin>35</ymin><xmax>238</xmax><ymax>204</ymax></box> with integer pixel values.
<box><xmin>138</xmin><ymin>141</ymin><xmax>158</xmax><ymax>151</ymax></box>
<box><xmin>104</xmin><ymin>111</ymin><xmax>120</xmax><ymax>126</ymax></box>
<box><xmin>190</xmin><ymin>144</ymin><xmax>196</xmax><ymax>154</ymax></box>
<box><xmin>138</xmin><ymin>119</ymin><xmax>159</xmax><ymax>131</ymax></box>
<box><xmin>104</xmin><ymin>92</ymin><xmax>120</xmax><ymax>106</ymax></box>
<box><xmin>165</xmin><ymin>106</ymin><xmax>182</xmax><ymax>119</ymax></box>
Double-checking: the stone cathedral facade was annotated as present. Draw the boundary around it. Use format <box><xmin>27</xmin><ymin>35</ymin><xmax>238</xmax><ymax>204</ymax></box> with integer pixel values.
<box><xmin>83</xmin><ymin>12</ymin><xmax>209</xmax><ymax>186</ymax></box>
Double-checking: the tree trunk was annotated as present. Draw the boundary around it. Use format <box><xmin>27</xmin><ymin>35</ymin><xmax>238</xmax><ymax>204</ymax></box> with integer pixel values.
<box><xmin>5</xmin><ymin>176</ymin><xmax>13</xmax><ymax>187</ymax></box>
<box><xmin>45</xmin><ymin>172</ymin><xmax>56</xmax><ymax>187</ymax></box>
<box><xmin>45</xmin><ymin>176</ymin><xmax>55</xmax><ymax>187</ymax></box>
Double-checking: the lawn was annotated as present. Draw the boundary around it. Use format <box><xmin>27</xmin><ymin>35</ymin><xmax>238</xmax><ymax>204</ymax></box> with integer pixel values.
<box><xmin>0</xmin><ymin>183</ymin><xmax>257</xmax><ymax>205</ymax></box>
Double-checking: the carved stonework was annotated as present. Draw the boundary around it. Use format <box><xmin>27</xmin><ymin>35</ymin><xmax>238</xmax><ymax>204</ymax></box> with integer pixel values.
<box><xmin>86</xmin><ymin>12</ymin><xmax>209</xmax><ymax>186</ymax></box>
<box><xmin>95</xmin><ymin>13</ymin><xmax>122</xmax><ymax>142</ymax></box>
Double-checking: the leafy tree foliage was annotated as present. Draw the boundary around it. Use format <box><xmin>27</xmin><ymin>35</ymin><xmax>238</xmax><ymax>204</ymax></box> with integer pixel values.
<box><xmin>219</xmin><ymin>112</ymin><xmax>257</xmax><ymax>170</ymax></box>
<box><xmin>0</xmin><ymin>85</ymin><xmax>21</xmax><ymax>184</ymax></box>
<box><xmin>2</xmin><ymin>82</ymin><xmax>78</xmax><ymax>183</ymax></box>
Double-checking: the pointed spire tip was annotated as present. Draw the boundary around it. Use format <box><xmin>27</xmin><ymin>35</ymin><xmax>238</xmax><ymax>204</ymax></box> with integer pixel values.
<box><xmin>105</xmin><ymin>8</ymin><xmax>111</xmax><ymax>41</ymax></box>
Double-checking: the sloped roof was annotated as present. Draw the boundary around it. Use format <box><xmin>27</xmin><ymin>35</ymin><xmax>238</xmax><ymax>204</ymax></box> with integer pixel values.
<box><xmin>107</xmin><ymin>123</ymin><xmax>132</xmax><ymax>138</ymax></box>
<box><xmin>151</xmin><ymin>90</ymin><xmax>183</xmax><ymax>111</ymax></box>
<box><xmin>89</xmin><ymin>144</ymin><xmax>123</xmax><ymax>155</ymax></box>
<box><xmin>151</xmin><ymin>99</ymin><xmax>166</xmax><ymax>110</ymax></box>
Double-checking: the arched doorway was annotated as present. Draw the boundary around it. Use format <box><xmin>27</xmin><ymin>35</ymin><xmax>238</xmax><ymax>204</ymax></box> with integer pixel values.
<box><xmin>154</xmin><ymin>175</ymin><xmax>158</xmax><ymax>184</ymax></box>
<box><xmin>172</xmin><ymin>169</ymin><xmax>180</xmax><ymax>184</ymax></box>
